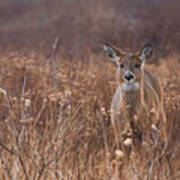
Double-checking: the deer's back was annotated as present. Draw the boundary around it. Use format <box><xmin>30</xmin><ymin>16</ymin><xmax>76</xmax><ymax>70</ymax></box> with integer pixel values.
<box><xmin>143</xmin><ymin>70</ymin><xmax>163</xmax><ymax>103</ymax></box>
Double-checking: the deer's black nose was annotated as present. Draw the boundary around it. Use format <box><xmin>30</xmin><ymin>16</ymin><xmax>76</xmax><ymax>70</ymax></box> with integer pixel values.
<box><xmin>124</xmin><ymin>72</ymin><xmax>134</xmax><ymax>81</ymax></box>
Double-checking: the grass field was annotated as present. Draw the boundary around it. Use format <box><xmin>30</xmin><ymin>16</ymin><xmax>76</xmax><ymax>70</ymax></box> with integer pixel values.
<box><xmin>0</xmin><ymin>0</ymin><xmax>180</xmax><ymax>179</ymax></box>
<box><xmin>0</xmin><ymin>51</ymin><xmax>179</xmax><ymax>179</ymax></box>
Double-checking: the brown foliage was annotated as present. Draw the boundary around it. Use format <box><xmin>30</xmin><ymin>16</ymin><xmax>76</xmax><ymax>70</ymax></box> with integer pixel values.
<box><xmin>0</xmin><ymin>50</ymin><xmax>179</xmax><ymax>179</ymax></box>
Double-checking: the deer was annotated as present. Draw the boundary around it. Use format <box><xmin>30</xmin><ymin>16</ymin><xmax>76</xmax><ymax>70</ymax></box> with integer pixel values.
<box><xmin>103</xmin><ymin>43</ymin><xmax>166</xmax><ymax>148</ymax></box>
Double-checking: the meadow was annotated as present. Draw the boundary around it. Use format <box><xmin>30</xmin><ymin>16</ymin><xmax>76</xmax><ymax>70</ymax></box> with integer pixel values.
<box><xmin>0</xmin><ymin>0</ymin><xmax>180</xmax><ymax>179</ymax></box>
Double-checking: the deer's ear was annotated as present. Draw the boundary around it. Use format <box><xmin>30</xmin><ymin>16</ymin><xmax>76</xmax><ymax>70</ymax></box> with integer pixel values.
<box><xmin>103</xmin><ymin>43</ymin><xmax>122</xmax><ymax>66</ymax></box>
<box><xmin>138</xmin><ymin>44</ymin><xmax>153</xmax><ymax>61</ymax></box>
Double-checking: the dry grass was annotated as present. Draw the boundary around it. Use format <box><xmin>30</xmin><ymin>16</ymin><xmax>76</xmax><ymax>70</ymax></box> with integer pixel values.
<box><xmin>0</xmin><ymin>48</ymin><xmax>179</xmax><ymax>179</ymax></box>
<box><xmin>0</xmin><ymin>1</ymin><xmax>180</xmax><ymax>179</ymax></box>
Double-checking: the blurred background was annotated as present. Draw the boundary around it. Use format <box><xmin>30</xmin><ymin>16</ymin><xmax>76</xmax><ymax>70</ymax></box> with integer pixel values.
<box><xmin>1</xmin><ymin>0</ymin><xmax>180</xmax><ymax>59</ymax></box>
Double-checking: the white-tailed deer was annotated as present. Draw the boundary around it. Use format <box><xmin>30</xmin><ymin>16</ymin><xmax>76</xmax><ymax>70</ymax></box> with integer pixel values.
<box><xmin>104</xmin><ymin>43</ymin><xmax>166</xmax><ymax>146</ymax></box>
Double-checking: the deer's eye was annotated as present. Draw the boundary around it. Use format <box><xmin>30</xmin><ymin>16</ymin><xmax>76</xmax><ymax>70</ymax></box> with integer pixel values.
<box><xmin>120</xmin><ymin>64</ymin><xmax>124</xmax><ymax>68</ymax></box>
<box><xmin>135</xmin><ymin>63</ymin><xmax>140</xmax><ymax>68</ymax></box>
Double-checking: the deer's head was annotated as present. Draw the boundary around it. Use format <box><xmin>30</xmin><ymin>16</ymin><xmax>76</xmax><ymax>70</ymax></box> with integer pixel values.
<box><xmin>104</xmin><ymin>43</ymin><xmax>153</xmax><ymax>91</ymax></box>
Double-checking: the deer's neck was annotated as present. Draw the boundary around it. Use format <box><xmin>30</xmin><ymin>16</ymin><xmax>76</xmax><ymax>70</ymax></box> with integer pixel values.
<box><xmin>122</xmin><ymin>89</ymin><xmax>141</xmax><ymax>106</ymax></box>
<box><xmin>120</xmin><ymin>83</ymin><xmax>143</xmax><ymax>117</ymax></box>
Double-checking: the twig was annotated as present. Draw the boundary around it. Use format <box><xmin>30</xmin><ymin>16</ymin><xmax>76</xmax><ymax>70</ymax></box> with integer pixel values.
<box><xmin>20</xmin><ymin>68</ymin><xmax>27</xmax><ymax>121</ymax></box>
<box><xmin>0</xmin><ymin>141</ymin><xmax>29</xmax><ymax>180</ymax></box>
<box><xmin>33</xmin><ymin>98</ymin><xmax>47</xmax><ymax>127</ymax></box>
<box><xmin>49</xmin><ymin>37</ymin><xmax>59</xmax><ymax>91</ymax></box>
<box><xmin>18</xmin><ymin>156</ymin><xmax>29</xmax><ymax>180</ymax></box>
<box><xmin>37</xmin><ymin>149</ymin><xmax>63</xmax><ymax>180</ymax></box>
<box><xmin>147</xmin><ymin>160</ymin><xmax>154</xmax><ymax>180</ymax></box>
<box><xmin>50</xmin><ymin>37</ymin><xmax>59</xmax><ymax>58</ymax></box>
<box><xmin>131</xmin><ymin>160</ymin><xmax>144</xmax><ymax>180</ymax></box>
<box><xmin>146</xmin><ymin>143</ymin><xmax>168</xmax><ymax>180</ymax></box>
<box><xmin>14</xmin><ymin>136</ymin><xmax>30</xmax><ymax>180</ymax></box>
<box><xmin>1</xmin><ymin>156</ymin><xmax>13</xmax><ymax>180</ymax></box>
<box><xmin>37</xmin><ymin>157</ymin><xmax>46</xmax><ymax>180</ymax></box>
<box><xmin>0</xmin><ymin>141</ymin><xmax>17</xmax><ymax>155</ymax></box>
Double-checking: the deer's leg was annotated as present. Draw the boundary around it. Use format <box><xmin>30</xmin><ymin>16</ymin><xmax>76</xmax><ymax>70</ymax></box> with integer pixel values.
<box><xmin>111</xmin><ymin>115</ymin><xmax>120</xmax><ymax>148</ymax></box>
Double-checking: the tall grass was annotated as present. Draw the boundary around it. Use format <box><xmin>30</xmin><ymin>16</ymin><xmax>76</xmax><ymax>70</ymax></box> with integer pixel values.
<box><xmin>0</xmin><ymin>49</ymin><xmax>179</xmax><ymax>179</ymax></box>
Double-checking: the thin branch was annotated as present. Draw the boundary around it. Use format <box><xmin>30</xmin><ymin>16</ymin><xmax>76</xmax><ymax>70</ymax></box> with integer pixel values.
<box><xmin>0</xmin><ymin>141</ymin><xmax>17</xmax><ymax>155</ymax></box>
<box><xmin>49</xmin><ymin>37</ymin><xmax>60</xmax><ymax>91</ymax></box>
<box><xmin>37</xmin><ymin>158</ymin><xmax>46</xmax><ymax>180</ymax></box>
<box><xmin>15</xmin><ymin>136</ymin><xmax>29</xmax><ymax>180</ymax></box>
<box><xmin>0</xmin><ymin>141</ymin><xmax>29</xmax><ymax>180</ymax></box>
<box><xmin>51</xmin><ymin>37</ymin><xmax>59</xmax><ymax>58</ymax></box>
<box><xmin>37</xmin><ymin>149</ymin><xmax>63</xmax><ymax>180</ymax></box>
<box><xmin>147</xmin><ymin>160</ymin><xmax>154</xmax><ymax>180</ymax></box>
<box><xmin>33</xmin><ymin>98</ymin><xmax>47</xmax><ymax>127</ymax></box>
<box><xmin>1</xmin><ymin>156</ymin><xmax>13</xmax><ymax>180</ymax></box>
<box><xmin>18</xmin><ymin>156</ymin><xmax>29</xmax><ymax>180</ymax></box>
